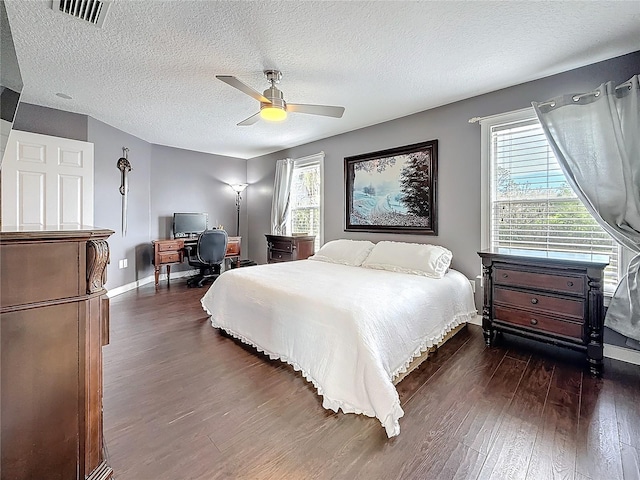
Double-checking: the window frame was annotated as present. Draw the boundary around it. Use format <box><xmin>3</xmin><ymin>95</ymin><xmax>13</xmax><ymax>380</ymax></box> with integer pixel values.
<box><xmin>480</xmin><ymin>107</ymin><xmax>623</xmax><ymax>296</ymax></box>
<box><xmin>287</xmin><ymin>152</ymin><xmax>324</xmax><ymax>249</ymax></box>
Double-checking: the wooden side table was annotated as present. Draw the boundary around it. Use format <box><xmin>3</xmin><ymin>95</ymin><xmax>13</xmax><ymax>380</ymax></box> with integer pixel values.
<box><xmin>265</xmin><ymin>234</ymin><xmax>315</xmax><ymax>263</ymax></box>
<box><xmin>478</xmin><ymin>248</ymin><xmax>608</xmax><ymax>375</ymax></box>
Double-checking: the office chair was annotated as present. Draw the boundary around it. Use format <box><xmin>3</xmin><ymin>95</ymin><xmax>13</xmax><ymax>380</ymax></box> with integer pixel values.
<box><xmin>185</xmin><ymin>229</ymin><xmax>228</xmax><ymax>288</ymax></box>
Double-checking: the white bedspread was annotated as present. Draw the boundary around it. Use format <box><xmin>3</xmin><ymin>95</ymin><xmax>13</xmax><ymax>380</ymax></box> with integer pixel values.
<box><xmin>200</xmin><ymin>260</ymin><xmax>477</xmax><ymax>437</ymax></box>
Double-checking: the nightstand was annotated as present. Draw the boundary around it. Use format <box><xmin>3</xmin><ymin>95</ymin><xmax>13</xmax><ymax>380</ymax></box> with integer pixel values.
<box><xmin>265</xmin><ymin>234</ymin><xmax>315</xmax><ymax>263</ymax></box>
<box><xmin>478</xmin><ymin>248</ymin><xmax>608</xmax><ymax>376</ymax></box>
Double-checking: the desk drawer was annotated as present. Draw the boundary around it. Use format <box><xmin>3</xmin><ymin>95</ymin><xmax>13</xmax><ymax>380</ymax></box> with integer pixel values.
<box><xmin>158</xmin><ymin>241</ymin><xmax>182</xmax><ymax>252</ymax></box>
<box><xmin>158</xmin><ymin>252</ymin><xmax>181</xmax><ymax>264</ymax></box>
<box><xmin>494</xmin><ymin>267</ymin><xmax>583</xmax><ymax>295</ymax></box>
<box><xmin>269</xmin><ymin>250</ymin><xmax>293</xmax><ymax>262</ymax></box>
<box><xmin>494</xmin><ymin>305</ymin><xmax>584</xmax><ymax>341</ymax></box>
<box><xmin>494</xmin><ymin>287</ymin><xmax>583</xmax><ymax>320</ymax></box>
<box><xmin>226</xmin><ymin>241</ymin><xmax>241</xmax><ymax>256</ymax></box>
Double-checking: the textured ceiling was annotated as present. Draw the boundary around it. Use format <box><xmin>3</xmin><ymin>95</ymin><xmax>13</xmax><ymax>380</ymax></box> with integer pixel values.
<box><xmin>5</xmin><ymin>1</ymin><xmax>640</xmax><ymax>159</ymax></box>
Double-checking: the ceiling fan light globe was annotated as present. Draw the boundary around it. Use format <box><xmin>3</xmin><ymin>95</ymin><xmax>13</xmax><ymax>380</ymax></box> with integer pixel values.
<box><xmin>260</xmin><ymin>106</ymin><xmax>287</xmax><ymax>122</ymax></box>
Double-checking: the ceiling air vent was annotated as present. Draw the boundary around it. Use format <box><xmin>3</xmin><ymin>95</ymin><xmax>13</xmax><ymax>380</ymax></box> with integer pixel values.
<box><xmin>52</xmin><ymin>0</ymin><xmax>111</xmax><ymax>28</ymax></box>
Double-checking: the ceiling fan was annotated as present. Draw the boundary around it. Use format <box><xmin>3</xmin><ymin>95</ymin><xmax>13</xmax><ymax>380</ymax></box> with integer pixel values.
<box><xmin>216</xmin><ymin>70</ymin><xmax>345</xmax><ymax>126</ymax></box>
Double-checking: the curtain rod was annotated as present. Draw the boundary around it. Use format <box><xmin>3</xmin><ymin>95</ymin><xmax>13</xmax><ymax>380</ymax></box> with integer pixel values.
<box><xmin>535</xmin><ymin>80</ymin><xmax>633</xmax><ymax>108</ymax></box>
<box><xmin>468</xmin><ymin>106</ymin><xmax>532</xmax><ymax>124</ymax></box>
<box><xmin>469</xmin><ymin>78</ymin><xmax>635</xmax><ymax>122</ymax></box>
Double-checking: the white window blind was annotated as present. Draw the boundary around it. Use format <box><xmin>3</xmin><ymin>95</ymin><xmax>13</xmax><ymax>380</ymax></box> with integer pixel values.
<box><xmin>288</xmin><ymin>153</ymin><xmax>324</xmax><ymax>251</ymax></box>
<box><xmin>490</xmin><ymin>117</ymin><xmax>619</xmax><ymax>292</ymax></box>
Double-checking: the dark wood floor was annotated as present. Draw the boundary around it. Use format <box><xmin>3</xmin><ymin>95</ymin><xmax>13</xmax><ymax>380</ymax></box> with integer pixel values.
<box><xmin>103</xmin><ymin>281</ymin><xmax>640</xmax><ymax>480</ymax></box>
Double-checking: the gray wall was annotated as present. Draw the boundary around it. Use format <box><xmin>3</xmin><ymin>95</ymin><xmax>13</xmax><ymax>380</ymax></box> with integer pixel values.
<box><xmin>247</xmin><ymin>51</ymin><xmax>640</xmax><ymax>281</ymax></box>
<box><xmin>13</xmin><ymin>102</ymin><xmax>88</xmax><ymax>141</ymax></box>
<box><xmin>149</xmin><ymin>144</ymin><xmax>248</xmax><ymax>274</ymax></box>
<box><xmin>88</xmin><ymin>117</ymin><xmax>153</xmax><ymax>288</ymax></box>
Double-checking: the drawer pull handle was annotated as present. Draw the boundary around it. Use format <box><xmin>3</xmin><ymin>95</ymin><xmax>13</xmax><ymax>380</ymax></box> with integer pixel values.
<box><xmin>530</xmin><ymin>318</ymin><xmax>538</xmax><ymax>325</ymax></box>
<box><xmin>567</xmin><ymin>281</ymin><xmax>574</xmax><ymax>287</ymax></box>
<box><xmin>531</xmin><ymin>298</ymin><xmax>539</xmax><ymax>304</ymax></box>
<box><xmin>502</xmin><ymin>273</ymin><xmax>508</xmax><ymax>278</ymax></box>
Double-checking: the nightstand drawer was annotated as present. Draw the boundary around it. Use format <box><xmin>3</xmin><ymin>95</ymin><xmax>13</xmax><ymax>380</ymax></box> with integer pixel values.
<box><xmin>494</xmin><ymin>305</ymin><xmax>583</xmax><ymax>341</ymax></box>
<box><xmin>494</xmin><ymin>287</ymin><xmax>584</xmax><ymax>320</ymax></box>
<box><xmin>158</xmin><ymin>241</ymin><xmax>183</xmax><ymax>252</ymax></box>
<box><xmin>269</xmin><ymin>240</ymin><xmax>293</xmax><ymax>252</ymax></box>
<box><xmin>269</xmin><ymin>250</ymin><xmax>292</xmax><ymax>262</ymax></box>
<box><xmin>494</xmin><ymin>267</ymin><xmax>583</xmax><ymax>295</ymax></box>
<box><xmin>159</xmin><ymin>252</ymin><xmax>181</xmax><ymax>264</ymax></box>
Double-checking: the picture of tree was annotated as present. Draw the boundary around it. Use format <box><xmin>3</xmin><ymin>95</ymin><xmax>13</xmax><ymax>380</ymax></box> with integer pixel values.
<box><xmin>399</xmin><ymin>151</ymin><xmax>431</xmax><ymax>217</ymax></box>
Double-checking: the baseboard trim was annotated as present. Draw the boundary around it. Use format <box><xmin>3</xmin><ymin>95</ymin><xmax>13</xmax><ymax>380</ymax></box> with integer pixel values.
<box><xmin>107</xmin><ymin>269</ymin><xmax>198</xmax><ymax>298</ymax></box>
<box><xmin>604</xmin><ymin>343</ymin><xmax>640</xmax><ymax>366</ymax></box>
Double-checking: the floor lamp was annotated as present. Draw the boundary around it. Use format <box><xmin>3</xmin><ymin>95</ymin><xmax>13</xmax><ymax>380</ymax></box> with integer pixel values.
<box><xmin>229</xmin><ymin>183</ymin><xmax>248</xmax><ymax>237</ymax></box>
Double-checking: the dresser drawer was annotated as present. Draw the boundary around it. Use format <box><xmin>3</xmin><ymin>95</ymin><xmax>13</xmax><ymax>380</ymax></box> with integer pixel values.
<box><xmin>158</xmin><ymin>241</ymin><xmax>183</xmax><ymax>252</ymax></box>
<box><xmin>494</xmin><ymin>305</ymin><xmax>584</xmax><ymax>341</ymax></box>
<box><xmin>494</xmin><ymin>287</ymin><xmax>584</xmax><ymax>320</ymax></box>
<box><xmin>494</xmin><ymin>267</ymin><xmax>584</xmax><ymax>295</ymax></box>
<box><xmin>159</xmin><ymin>252</ymin><xmax>181</xmax><ymax>264</ymax></box>
<box><xmin>269</xmin><ymin>250</ymin><xmax>293</xmax><ymax>262</ymax></box>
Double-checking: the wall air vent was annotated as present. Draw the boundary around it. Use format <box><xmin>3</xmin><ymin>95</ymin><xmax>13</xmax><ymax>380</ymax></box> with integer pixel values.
<box><xmin>52</xmin><ymin>0</ymin><xmax>111</xmax><ymax>28</ymax></box>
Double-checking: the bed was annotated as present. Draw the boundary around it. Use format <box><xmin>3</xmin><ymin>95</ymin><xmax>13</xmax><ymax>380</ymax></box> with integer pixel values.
<box><xmin>200</xmin><ymin>240</ymin><xmax>477</xmax><ymax>437</ymax></box>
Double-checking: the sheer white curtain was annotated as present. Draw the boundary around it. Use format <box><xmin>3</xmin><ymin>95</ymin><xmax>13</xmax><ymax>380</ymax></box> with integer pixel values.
<box><xmin>270</xmin><ymin>158</ymin><xmax>295</xmax><ymax>235</ymax></box>
<box><xmin>532</xmin><ymin>75</ymin><xmax>640</xmax><ymax>342</ymax></box>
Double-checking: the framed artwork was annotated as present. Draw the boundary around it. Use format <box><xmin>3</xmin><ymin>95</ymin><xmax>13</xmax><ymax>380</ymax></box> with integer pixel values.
<box><xmin>344</xmin><ymin>140</ymin><xmax>438</xmax><ymax>234</ymax></box>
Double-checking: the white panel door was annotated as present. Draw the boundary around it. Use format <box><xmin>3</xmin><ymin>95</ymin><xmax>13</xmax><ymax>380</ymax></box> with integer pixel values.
<box><xmin>1</xmin><ymin>130</ymin><xmax>94</xmax><ymax>227</ymax></box>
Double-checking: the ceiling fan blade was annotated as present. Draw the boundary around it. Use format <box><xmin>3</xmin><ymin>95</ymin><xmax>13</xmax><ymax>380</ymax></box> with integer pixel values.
<box><xmin>287</xmin><ymin>103</ymin><xmax>345</xmax><ymax>118</ymax></box>
<box><xmin>216</xmin><ymin>75</ymin><xmax>270</xmax><ymax>103</ymax></box>
<box><xmin>237</xmin><ymin>112</ymin><xmax>261</xmax><ymax>126</ymax></box>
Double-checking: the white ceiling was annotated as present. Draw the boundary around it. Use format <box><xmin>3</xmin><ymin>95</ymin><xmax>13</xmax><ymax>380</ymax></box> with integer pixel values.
<box><xmin>5</xmin><ymin>1</ymin><xmax>640</xmax><ymax>159</ymax></box>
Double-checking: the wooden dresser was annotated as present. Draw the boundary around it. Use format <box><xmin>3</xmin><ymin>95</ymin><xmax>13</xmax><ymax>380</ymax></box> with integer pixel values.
<box><xmin>478</xmin><ymin>248</ymin><xmax>608</xmax><ymax>376</ymax></box>
<box><xmin>265</xmin><ymin>234</ymin><xmax>316</xmax><ymax>263</ymax></box>
<box><xmin>1</xmin><ymin>226</ymin><xmax>113</xmax><ymax>480</ymax></box>
<box><xmin>152</xmin><ymin>235</ymin><xmax>241</xmax><ymax>286</ymax></box>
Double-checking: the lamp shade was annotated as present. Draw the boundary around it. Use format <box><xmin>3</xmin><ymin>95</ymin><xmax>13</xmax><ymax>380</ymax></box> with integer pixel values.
<box><xmin>229</xmin><ymin>183</ymin><xmax>248</xmax><ymax>193</ymax></box>
<box><xmin>260</xmin><ymin>106</ymin><xmax>287</xmax><ymax>121</ymax></box>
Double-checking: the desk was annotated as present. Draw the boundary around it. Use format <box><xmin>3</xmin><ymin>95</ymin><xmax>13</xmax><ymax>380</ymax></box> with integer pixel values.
<box><xmin>152</xmin><ymin>235</ymin><xmax>241</xmax><ymax>287</ymax></box>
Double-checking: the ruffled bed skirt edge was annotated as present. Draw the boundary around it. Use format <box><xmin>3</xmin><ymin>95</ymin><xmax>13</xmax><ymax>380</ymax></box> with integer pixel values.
<box><xmin>201</xmin><ymin>297</ymin><xmax>476</xmax><ymax>438</ymax></box>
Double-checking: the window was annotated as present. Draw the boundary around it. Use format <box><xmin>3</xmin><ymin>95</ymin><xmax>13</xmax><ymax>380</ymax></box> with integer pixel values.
<box><xmin>481</xmin><ymin>108</ymin><xmax>620</xmax><ymax>293</ymax></box>
<box><xmin>287</xmin><ymin>152</ymin><xmax>324</xmax><ymax>251</ymax></box>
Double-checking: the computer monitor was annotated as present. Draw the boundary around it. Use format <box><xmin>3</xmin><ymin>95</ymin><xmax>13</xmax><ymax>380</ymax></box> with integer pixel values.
<box><xmin>172</xmin><ymin>212</ymin><xmax>208</xmax><ymax>238</ymax></box>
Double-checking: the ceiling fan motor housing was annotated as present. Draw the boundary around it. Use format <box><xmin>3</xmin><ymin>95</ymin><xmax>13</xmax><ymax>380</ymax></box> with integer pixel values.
<box><xmin>262</xmin><ymin>86</ymin><xmax>286</xmax><ymax>110</ymax></box>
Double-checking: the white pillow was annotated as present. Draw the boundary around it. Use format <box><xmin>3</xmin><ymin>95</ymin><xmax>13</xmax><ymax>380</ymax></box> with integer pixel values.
<box><xmin>309</xmin><ymin>239</ymin><xmax>375</xmax><ymax>266</ymax></box>
<box><xmin>361</xmin><ymin>241</ymin><xmax>452</xmax><ymax>278</ymax></box>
